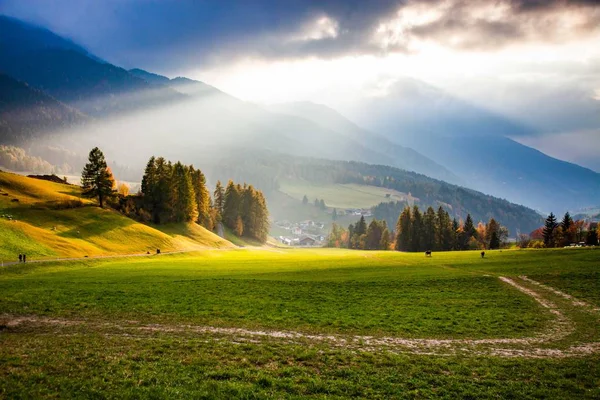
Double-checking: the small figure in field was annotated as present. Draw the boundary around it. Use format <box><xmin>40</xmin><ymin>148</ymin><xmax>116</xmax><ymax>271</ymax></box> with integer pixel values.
<box><xmin>481</xmin><ymin>251</ymin><xmax>485</xmax><ymax>258</ymax></box>
<box><xmin>18</xmin><ymin>254</ymin><xmax>22</xmax><ymax>263</ymax></box>
<box><xmin>23</xmin><ymin>254</ymin><xmax>27</xmax><ymax>263</ymax></box>
<box><xmin>425</xmin><ymin>250</ymin><xmax>432</xmax><ymax>257</ymax></box>
<box><xmin>156</xmin><ymin>249</ymin><xmax>161</xmax><ymax>254</ymax></box>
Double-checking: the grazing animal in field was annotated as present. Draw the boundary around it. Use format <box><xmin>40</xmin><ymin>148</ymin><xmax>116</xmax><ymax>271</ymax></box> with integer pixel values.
<box><xmin>481</xmin><ymin>251</ymin><xmax>485</xmax><ymax>258</ymax></box>
<box><xmin>425</xmin><ymin>250</ymin><xmax>432</xmax><ymax>257</ymax></box>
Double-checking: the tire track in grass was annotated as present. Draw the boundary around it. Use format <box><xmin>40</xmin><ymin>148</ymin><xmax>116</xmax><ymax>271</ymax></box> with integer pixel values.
<box><xmin>1</xmin><ymin>276</ymin><xmax>597</xmax><ymax>359</ymax></box>
<box><xmin>519</xmin><ymin>275</ymin><xmax>599</xmax><ymax>312</ymax></box>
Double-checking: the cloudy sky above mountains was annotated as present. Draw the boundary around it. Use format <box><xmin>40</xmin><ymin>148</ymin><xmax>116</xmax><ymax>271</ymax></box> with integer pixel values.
<box><xmin>1</xmin><ymin>0</ymin><xmax>599</xmax><ymax>169</ymax></box>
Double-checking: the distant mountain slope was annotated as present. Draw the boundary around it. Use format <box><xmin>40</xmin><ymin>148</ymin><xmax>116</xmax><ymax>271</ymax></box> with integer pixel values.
<box><xmin>0</xmin><ymin>15</ymin><xmax>99</xmax><ymax>61</ymax></box>
<box><xmin>202</xmin><ymin>150</ymin><xmax>543</xmax><ymax>235</ymax></box>
<box><xmin>128</xmin><ymin>68</ymin><xmax>171</xmax><ymax>85</ymax></box>
<box><xmin>269</xmin><ymin>102</ymin><xmax>462</xmax><ymax>184</ymax></box>
<box><xmin>0</xmin><ymin>17</ymin><xmax>184</xmax><ymax>117</ymax></box>
<box><xmin>351</xmin><ymin>78</ymin><xmax>600</xmax><ymax>213</ymax></box>
<box><xmin>0</xmin><ymin>73</ymin><xmax>89</xmax><ymax>143</ymax></box>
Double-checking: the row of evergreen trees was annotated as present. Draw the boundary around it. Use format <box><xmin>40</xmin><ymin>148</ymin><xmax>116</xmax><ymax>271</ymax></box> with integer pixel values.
<box><xmin>542</xmin><ymin>212</ymin><xmax>598</xmax><ymax>247</ymax></box>
<box><xmin>215</xmin><ymin>180</ymin><xmax>270</xmax><ymax>242</ymax></box>
<box><xmin>394</xmin><ymin>206</ymin><xmax>506</xmax><ymax>251</ymax></box>
<box><xmin>326</xmin><ymin>205</ymin><xmax>508</xmax><ymax>251</ymax></box>
<box><xmin>137</xmin><ymin>156</ymin><xmax>269</xmax><ymax>242</ymax></box>
<box><xmin>141</xmin><ymin>156</ymin><xmax>210</xmax><ymax>225</ymax></box>
<box><xmin>326</xmin><ymin>217</ymin><xmax>391</xmax><ymax>250</ymax></box>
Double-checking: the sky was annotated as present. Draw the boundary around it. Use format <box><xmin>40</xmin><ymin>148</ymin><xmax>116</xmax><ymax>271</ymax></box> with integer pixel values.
<box><xmin>1</xmin><ymin>0</ymin><xmax>599</xmax><ymax>169</ymax></box>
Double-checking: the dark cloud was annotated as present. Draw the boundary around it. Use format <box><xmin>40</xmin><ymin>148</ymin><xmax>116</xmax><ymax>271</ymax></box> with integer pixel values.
<box><xmin>0</xmin><ymin>0</ymin><xmax>598</xmax><ymax>73</ymax></box>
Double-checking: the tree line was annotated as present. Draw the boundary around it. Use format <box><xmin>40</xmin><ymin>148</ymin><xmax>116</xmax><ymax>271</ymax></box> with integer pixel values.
<box><xmin>80</xmin><ymin>148</ymin><xmax>269</xmax><ymax>243</ymax></box>
<box><xmin>216</xmin><ymin>180</ymin><xmax>270</xmax><ymax>242</ymax></box>
<box><xmin>540</xmin><ymin>212</ymin><xmax>598</xmax><ymax>248</ymax></box>
<box><xmin>326</xmin><ymin>216</ymin><xmax>391</xmax><ymax>250</ymax></box>
<box><xmin>326</xmin><ymin>205</ymin><xmax>508</xmax><ymax>252</ymax></box>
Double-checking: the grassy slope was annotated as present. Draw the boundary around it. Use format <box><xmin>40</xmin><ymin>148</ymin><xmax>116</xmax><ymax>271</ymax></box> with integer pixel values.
<box><xmin>0</xmin><ymin>171</ymin><xmax>232</xmax><ymax>261</ymax></box>
<box><xmin>0</xmin><ymin>248</ymin><xmax>599</xmax><ymax>398</ymax></box>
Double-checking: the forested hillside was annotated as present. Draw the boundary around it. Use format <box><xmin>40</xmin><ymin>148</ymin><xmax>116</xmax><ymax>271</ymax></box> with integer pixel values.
<box><xmin>0</xmin><ymin>74</ymin><xmax>88</xmax><ymax>143</ymax></box>
<box><xmin>204</xmin><ymin>151</ymin><xmax>543</xmax><ymax>234</ymax></box>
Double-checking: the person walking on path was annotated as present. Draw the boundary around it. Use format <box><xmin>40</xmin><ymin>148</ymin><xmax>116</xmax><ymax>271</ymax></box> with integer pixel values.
<box><xmin>23</xmin><ymin>254</ymin><xmax>26</xmax><ymax>263</ymax></box>
<box><xmin>18</xmin><ymin>254</ymin><xmax>22</xmax><ymax>263</ymax></box>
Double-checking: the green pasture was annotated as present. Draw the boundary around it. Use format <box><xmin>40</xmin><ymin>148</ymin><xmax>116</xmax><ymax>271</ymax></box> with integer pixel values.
<box><xmin>1</xmin><ymin>247</ymin><xmax>599</xmax><ymax>398</ymax></box>
<box><xmin>278</xmin><ymin>181</ymin><xmax>412</xmax><ymax>209</ymax></box>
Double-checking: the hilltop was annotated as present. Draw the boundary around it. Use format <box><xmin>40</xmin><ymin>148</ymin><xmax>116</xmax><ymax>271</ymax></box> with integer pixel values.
<box><xmin>0</xmin><ymin>171</ymin><xmax>233</xmax><ymax>262</ymax></box>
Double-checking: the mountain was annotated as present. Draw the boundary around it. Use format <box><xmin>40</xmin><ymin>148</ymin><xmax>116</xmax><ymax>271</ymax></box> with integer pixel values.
<box><xmin>0</xmin><ymin>73</ymin><xmax>89</xmax><ymax>143</ymax></box>
<box><xmin>0</xmin><ymin>15</ymin><xmax>99</xmax><ymax>61</ymax></box>
<box><xmin>0</xmin><ymin>17</ymin><xmax>184</xmax><ymax>117</ymax></box>
<box><xmin>350</xmin><ymin>78</ymin><xmax>600</xmax><ymax>214</ymax></box>
<box><xmin>268</xmin><ymin>102</ymin><xmax>461</xmax><ymax>184</ymax></box>
<box><xmin>128</xmin><ymin>68</ymin><xmax>171</xmax><ymax>85</ymax></box>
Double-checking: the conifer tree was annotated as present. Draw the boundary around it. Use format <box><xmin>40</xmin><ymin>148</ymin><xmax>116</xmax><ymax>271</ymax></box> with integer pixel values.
<box><xmin>81</xmin><ymin>147</ymin><xmax>116</xmax><ymax>208</ymax></box>
<box><xmin>302</xmin><ymin>195</ymin><xmax>308</xmax><ymax>205</ymax></box>
<box><xmin>561</xmin><ymin>212</ymin><xmax>574</xmax><ymax>245</ymax></box>
<box><xmin>395</xmin><ymin>207</ymin><xmax>411</xmax><ymax>251</ymax></box>
<box><xmin>223</xmin><ymin>180</ymin><xmax>241</xmax><ymax>230</ymax></box>
<box><xmin>347</xmin><ymin>224</ymin><xmax>355</xmax><ymax>249</ymax></box>
<box><xmin>365</xmin><ymin>220</ymin><xmax>383</xmax><ymax>250</ymax></box>
<box><xmin>332</xmin><ymin>208</ymin><xmax>338</xmax><ymax>221</ymax></box>
<box><xmin>380</xmin><ymin>227</ymin><xmax>391</xmax><ymax>250</ymax></box>
<box><xmin>355</xmin><ymin>216</ymin><xmax>367</xmax><ymax>236</ymax></box>
<box><xmin>213</xmin><ymin>181</ymin><xmax>225</xmax><ymax>221</ymax></box>
<box><xmin>152</xmin><ymin>157</ymin><xmax>173</xmax><ymax>223</ymax></box>
<box><xmin>410</xmin><ymin>206</ymin><xmax>423</xmax><ymax>252</ymax></box>
<box><xmin>423</xmin><ymin>206</ymin><xmax>436</xmax><ymax>251</ymax></box>
<box><xmin>190</xmin><ymin>166</ymin><xmax>210</xmax><ymax>227</ymax></box>
<box><xmin>485</xmin><ymin>218</ymin><xmax>500</xmax><ymax>249</ymax></box>
<box><xmin>170</xmin><ymin>162</ymin><xmax>197</xmax><ymax>222</ymax></box>
<box><xmin>141</xmin><ymin>156</ymin><xmax>156</xmax><ymax>203</ymax></box>
<box><xmin>543</xmin><ymin>212</ymin><xmax>558</xmax><ymax>247</ymax></box>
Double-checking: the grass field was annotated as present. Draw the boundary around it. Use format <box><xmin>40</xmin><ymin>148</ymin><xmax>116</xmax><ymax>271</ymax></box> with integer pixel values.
<box><xmin>1</xmin><ymin>247</ymin><xmax>599</xmax><ymax>398</ymax></box>
<box><xmin>0</xmin><ymin>171</ymin><xmax>232</xmax><ymax>262</ymax></box>
<box><xmin>279</xmin><ymin>181</ymin><xmax>414</xmax><ymax>209</ymax></box>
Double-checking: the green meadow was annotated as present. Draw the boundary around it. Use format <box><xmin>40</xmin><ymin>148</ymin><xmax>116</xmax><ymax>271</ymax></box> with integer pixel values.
<box><xmin>1</xmin><ymin>248</ymin><xmax>599</xmax><ymax>398</ymax></box>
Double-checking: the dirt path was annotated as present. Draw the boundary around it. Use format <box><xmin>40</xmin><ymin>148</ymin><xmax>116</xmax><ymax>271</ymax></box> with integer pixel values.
<box><xmin>2</xmin><ymin>276</ymin><xmax>598</xmax><ymax>359</ymax></box>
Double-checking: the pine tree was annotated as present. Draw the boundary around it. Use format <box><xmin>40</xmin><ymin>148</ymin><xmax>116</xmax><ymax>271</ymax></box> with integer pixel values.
<box><xmin>485</xmin><ymin>218</ymin><xmax>500</xmax><ymax>249</ymax></box>
<box><xmin>302</xmin><ymin>195</ymin><xmax>308</xmax><ymax>205</ymax></box>
<box><xmin>410</xmin><ymin>206</ymin><xmax>423</xmax><ymax>252</ymax></box>
<box><xmin>543</xmin><ymin>212</ymin><xmax>558</xmax><ymax>248</ymax></box>
<box><xmin>561</xmin><ymin>212</ymin><xmax>574</xmax><ymax>245</ymax></box>
<box><xmin>347</xmin><ymin>224</ymin><xmax>355</xmax><ymax>249</ymax></box>
<box><xmin>451</xmin><ymin>218</ymin><xmax>459</xmax><ymax>250</ymax></box>
<box><xmin>190</xmin><ymin>166</ymin><xmax>210</xmax><ymax>227</ymax></box>
<box><xmin>394</xmin><ymin>207</ymin><xmax>411</xmax><ymax>251</ymax></box>
<box><xmin>365</xmin><ymin>220</ymin><xmax>383</xmax><ymax>250</ymax></box>
<box><xmin>81</xmin><ymin>147</ymin><xmax>116</xmax><ymax>208</ymax></box>
<box><xmin>213</xmin><ymin>181</ymin><xmax>225</xmax><ymax>221</ymax></box>
<box><xmin>422</xmin><ymin>206</ymin><xmax>436</xmax><ymax>251</ymax></box>
<box><xmin>459</xmin><ymin>214</ymin><xmax>476</xmax><ymax>250</ymax></box>
<box><xmin>223</xmin><ymin>180</ymin><xmax>240</xmax><ymax>230</ymax></box>
<box><xmin>152</xmin><ymin>157</ymin><xmax>173</xmax><ymax>223</ymax></box>
<box><xmin>141</xmin><ymin>156</ymin><xmax>156</xmax><ymax>202</ymax></box>
<box><xmin>355</xmin><ymin>216</ymin><xmax>367</xmax><ymax>236</ymax></box>
<box><xmin>170</xmin><ymin>162</ymin><xmax>197</xmax><ymax>222</ymax></box>
<box><xmin>489</xmin><ymin>230</ymin><xmax>500</xmax><ymax>250</ymax></box>
<box><xmin>332</xmin><ymin>208</ymin><xmax>338</xmax><ymax>221</ymax></box>
<box><xmin>380</xmin><ymin>227</ymin><xmax>391</xmax><ymax>250</ymax></box>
